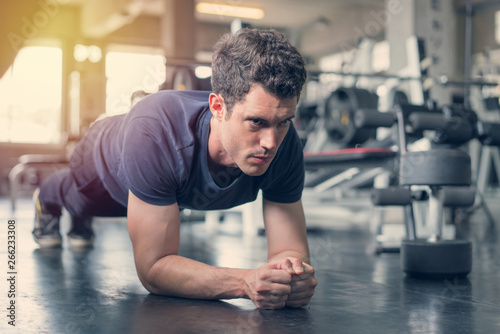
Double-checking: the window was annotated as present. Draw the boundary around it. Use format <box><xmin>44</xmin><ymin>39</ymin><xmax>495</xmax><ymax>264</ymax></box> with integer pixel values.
<box><xmin>0</xmin><ymin>45</ymin><xmax>62</xmax><ymax>143</ymax></box>
<box><xmin>105</xmin><ymin>47</ymin><xmax>166</xmax><ymax>116</ymax></box>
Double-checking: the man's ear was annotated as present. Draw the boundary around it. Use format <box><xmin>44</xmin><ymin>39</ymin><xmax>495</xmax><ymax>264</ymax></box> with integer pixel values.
<box><xmin>209</xmin><ymin>93</ymin><xmax>225</xmax><ymax>121</ymax></box>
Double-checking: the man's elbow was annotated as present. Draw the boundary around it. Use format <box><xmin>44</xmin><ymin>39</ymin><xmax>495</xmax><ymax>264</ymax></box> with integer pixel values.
<box><xmin>137</xmin><ymin>272</ymin><xmax>159</xmax><ymax>295</ymax></box>
<box><xmin>136</xmin><ymin>263</ymin><xmax>165</xmax><ymax>295</ymax></box>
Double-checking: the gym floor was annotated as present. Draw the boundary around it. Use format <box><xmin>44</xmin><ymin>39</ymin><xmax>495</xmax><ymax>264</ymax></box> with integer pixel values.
<box><xmin>1</xmin><ymin>195</ymin><xmax>500</xmax><ymax>334</ymax></box>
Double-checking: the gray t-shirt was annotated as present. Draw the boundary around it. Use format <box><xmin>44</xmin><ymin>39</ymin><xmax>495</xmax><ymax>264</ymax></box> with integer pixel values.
<box><xmin>92</xmin><ymin>90</ymin><xmax>304</xmax><ymax>210</ymax></box>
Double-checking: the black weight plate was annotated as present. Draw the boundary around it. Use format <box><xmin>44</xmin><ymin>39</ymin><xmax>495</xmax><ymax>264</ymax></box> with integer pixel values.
<box><xmin>325</xmin><ymin>87</ymin><xmax>378</xmax><ymax>145</ymax></box>
<box><xmin>399</xmin><ymin>149</ymin><xmax>471</xmax><ymax>186</ymax></box>
<box><xmin>401</xmin><ymin>239</ymin><xmax>472</xmax><ymax>278</ymax></box>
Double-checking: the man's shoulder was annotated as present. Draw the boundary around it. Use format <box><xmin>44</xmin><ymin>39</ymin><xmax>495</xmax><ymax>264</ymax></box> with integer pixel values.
<box><xmin>140</xmin><ymin>90</ymin><xmax>211</xmax><ymax>106</ymax></box>
<box><xmin>128</xmin><ymin>90</ymin><xmax>210</xmax><ymax>122</ymax></box>
<box><xmin>120</xmin><ymin>90</ymin><xmax>211</xmax><ymax>150</ymax></box>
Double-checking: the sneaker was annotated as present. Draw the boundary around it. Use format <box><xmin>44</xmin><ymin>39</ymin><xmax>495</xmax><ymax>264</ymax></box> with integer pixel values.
<box><xmin>32</xmin><ymin>188</ymin><xmax>62</xmax><ymax>248</ymax></box>
<box><xmin>67</xmin><ymin>216</ymin><xmax>94</xmax><ymax>248</ymax></box>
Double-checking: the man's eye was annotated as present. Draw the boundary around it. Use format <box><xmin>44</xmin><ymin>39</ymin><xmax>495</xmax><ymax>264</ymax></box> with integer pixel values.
<box><xmin>250</xmin><ymin>119</ymin><xmax>262</xmax><ymax>126</ymax></box>
<box><xmin>278</xmin><ymin>119</ymin><xmax>290</xmax><ymax>128</ymax></box>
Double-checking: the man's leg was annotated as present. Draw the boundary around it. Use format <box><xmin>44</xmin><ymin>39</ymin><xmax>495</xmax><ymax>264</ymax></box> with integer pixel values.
<box><xmin>33</xmin><ymin>116</ymin><xmax>127</xmax><ymax>248</ymax></box>
<box><xmin>32</xmin><ymin>173</ymin><xmax>65</xmax><ymax>248</ymax></box>
<box><xmin>34</xmin><ymin>168</ymin><xmax>127</xmax><ymax>248</ymax></box>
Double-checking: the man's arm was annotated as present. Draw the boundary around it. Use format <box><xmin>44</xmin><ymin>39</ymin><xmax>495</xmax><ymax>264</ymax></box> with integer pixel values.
<box><xmin>264</xmin><ymin>199</ymin><xmax>310</xmax><ymax>263</ymax></box>
<box><xmin>127</xmin><ymin>191</ymin><xmax>294</xmax><ymax>308</ymax></box>
<box><xmin>263</xmin><ymin>199</ymin><xmax>317</xmax><ymax>307</ymax></box>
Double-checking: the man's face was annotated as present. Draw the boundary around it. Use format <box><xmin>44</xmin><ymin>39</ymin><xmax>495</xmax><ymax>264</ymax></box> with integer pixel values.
<box><xmin>216</xmin><ymin>85</ymin><xmax>297</xmax><ymax>176</ymax></box>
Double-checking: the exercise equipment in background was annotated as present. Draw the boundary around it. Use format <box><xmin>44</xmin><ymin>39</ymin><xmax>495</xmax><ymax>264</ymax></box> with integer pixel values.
<box><xmin>159</xmin><ymin>62</ymin><xmax>212</xmax><ymax>92</ymax></box>
<box><xmin>355</xmin><ymin>103</ymin><xmax>496</xmax><ymax>278</ymax></box>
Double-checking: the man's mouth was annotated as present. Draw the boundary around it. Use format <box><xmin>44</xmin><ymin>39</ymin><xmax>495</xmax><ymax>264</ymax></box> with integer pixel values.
<box><xmin>252</xmin><ymin>155</ymin><xmax>272</xmax><ymax>164</ymax></box>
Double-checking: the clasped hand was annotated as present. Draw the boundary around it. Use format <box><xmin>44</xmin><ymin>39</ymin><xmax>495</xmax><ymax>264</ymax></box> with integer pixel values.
<box><xmin>244</xmin><ymin>258</ymin><xmax>317</xmax><ymax>309</ymax></box>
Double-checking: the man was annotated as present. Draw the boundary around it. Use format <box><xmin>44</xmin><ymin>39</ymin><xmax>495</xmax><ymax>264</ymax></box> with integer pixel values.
<box><xmin>33</xmin><ymin>28</ymin><xmax>317</xmax><ymax>309</ymax></box>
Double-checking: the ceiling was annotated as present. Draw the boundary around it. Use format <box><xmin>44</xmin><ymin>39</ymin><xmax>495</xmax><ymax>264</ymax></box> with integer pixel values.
<box><xmin>191</xmin><ymin>0</ymin><xmax>385</xmax><ymax>29</ymax></box>
<box><xmin>1</xmin><ymin>0</ymin><xmax>385</xmax><ymax>77</ymax></box>
<box><xmin>66</xmin><ymin>0</ymin><xmax>386</xmax><ymax>30</ymax></box>
<box><xmin>100</xmin><ymin>0</ymin><xmax>498</xmax><ymax>29</ymax></box>
<box><xmin>2</xmin><ymin>0</ymin><xmax>498</xmax><ymax>78</ymax></box>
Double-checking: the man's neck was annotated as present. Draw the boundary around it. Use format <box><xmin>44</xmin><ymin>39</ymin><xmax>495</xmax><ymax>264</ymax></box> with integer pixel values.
<box><xmin>207</xmin><ymin>117</ymin><xmax>241</xmax><ymax>187</ymax></box>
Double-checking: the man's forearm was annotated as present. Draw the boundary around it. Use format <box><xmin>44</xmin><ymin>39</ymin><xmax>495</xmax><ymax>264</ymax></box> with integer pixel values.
<box><xmin>141</xmin><ymin>254</ymin><xmax>250</xmax><ymax>300</ymax></box>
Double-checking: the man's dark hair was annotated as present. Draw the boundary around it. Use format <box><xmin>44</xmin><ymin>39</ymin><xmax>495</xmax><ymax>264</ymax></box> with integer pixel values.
<box><xmin>211</xmin><ymin>28</ymin><xmax>307</xmax><ymax>113</ymax></box>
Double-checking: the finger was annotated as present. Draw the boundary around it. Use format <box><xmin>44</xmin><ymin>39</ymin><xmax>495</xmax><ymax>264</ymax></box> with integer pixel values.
<box><xmin>254</xmin><ymin>293</ymin><xmax>287</xmax><ymax>309</ymax></box>
<box><xmin>288</xmin><ymin>286</ymin><xmax>315</xmax><ymax>300</ymax></box>
<box><xmin>269</xmin><ymin>258</ymin><xmax>295</xmax><ymax>274</ymax></box>
<box><xmin>291</xmin><ymin>272</ymin><xmax>311</xmax><ymax>282</ymax></box>
<box><xmin>286</xmin><ymin>281</ymin><xmax>315</xmax><ymax>307</ymax></box>
<box><xmin>255</xmin><ymin>272</ymin><xmax>292</xmax><ymax>295</ymax></box>
<box><xmin>264</xmin><ymin>289</ymin><xmax>291</xmax><ymax>302</ymax></box>
<box><xmin>285</xmin><ymin>297</ymin><xmax>312</xmax><ymax>308</ymax></box>
<box><xmin>291</xmin><ymin>263</ymin><xmax>316</xmax><ymax>281</ymax></box>
<box><xmin>291</xmin><ymin>272</ymin><xmax>312</xmax><ymax>282</ymax></box>
<box><xmin>257</xmin><ymin>300</ymin><xmax>287</xmax><ymax>309</ymax></box>
<box><xmin>290</xmin><ymin>277</ymin><xmax>317</xmax><ymax>300</ymax></box>
<box><xmin>268</xmin><ymin>268</ymin><xmax>292</xmax><ymax>284</ymax></box>
<box><xmin>258</xmin><ymin>266</ymin><xmax>292</xmax><ymax>284</ymax></box>
<box><xmin>280</xmin><ymin>258</ymin><xmax>295</xmax><ymax>274</ymax></box>
<box><xmin>265</xmin><ymin>281</ymin><xmax>292</xmax><ymax>296</ymax></box>
<box><xmin>286</xmin><ymin>288</ymin><xmax>315</xmax><ymax>309</ymax></box>
<box><xmin>287</xmin><ymin>257</ymin><xmax>305</xmax><ymax>275</ymax></box>
<box><xmin>290</xmin><ymin>277</ymin><xmax>317</xmax><ymax>293</ymax></box>
<box><xmin>290</xmin><ymin>279</ymin><xmax>308</xmax><ymax>293</ymax></box>
<box><xmin>302</xmin><ymin>262</ymin><xmax>315</xmax><ymax>275</ymax></box>
<box><xmin>255</xmin><ymin>289</ymin><xmax>290</xmax><ymax>309</ymax></box>
<box><xmin>294</xmin><ymin>262</ymin><xmax>314</xmax><ymax>276</ymax></box>
<box><xmin>255</xmin><ymin>294</ymin><xmax>287</xmax><ymax>307</ymax></box>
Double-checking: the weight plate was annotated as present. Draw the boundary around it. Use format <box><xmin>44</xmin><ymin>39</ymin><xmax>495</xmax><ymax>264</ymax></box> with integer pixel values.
<box><xmin>324</xmin><ymin>87</ymin><xmax>378</xmax><ymax>145</ymax></box>
<box><xmin>399</xmin><ymin>149</ymin><xmax>471</xmax><ymax>186</ymax></box>
<box><xmin>401</xmin><ymin>239</ymin><xmax>472</xmax><ymax>278</ymax></box>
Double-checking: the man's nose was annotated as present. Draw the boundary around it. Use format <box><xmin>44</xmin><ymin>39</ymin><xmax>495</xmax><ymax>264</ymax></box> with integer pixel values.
<box><xmin>260</xmin><ymin>128</ymin><xmax>277</xmax><ymax>151</ymax></box>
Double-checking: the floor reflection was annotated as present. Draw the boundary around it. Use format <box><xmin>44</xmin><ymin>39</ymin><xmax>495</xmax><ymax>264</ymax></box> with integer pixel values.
<box><xmin>401</xmin><ymin>276</ymin><xmax>474</xmax><ymax>334</ymax></box>
<box><xmin>32</xmin><ymin>247</ymin><xmax>105</xmax><ymax>333</ymax></box>
<box><xmin>119</xmin><ymin>294</ymin><xmax>313</xmax><ymax>334</ymax></box>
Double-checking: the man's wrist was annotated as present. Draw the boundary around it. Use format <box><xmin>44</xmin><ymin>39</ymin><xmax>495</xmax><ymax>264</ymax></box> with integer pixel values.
<box><xmin>219</xmin><ymin>267</ymin><xmax>251</xmax><ymax>300</ymax></box>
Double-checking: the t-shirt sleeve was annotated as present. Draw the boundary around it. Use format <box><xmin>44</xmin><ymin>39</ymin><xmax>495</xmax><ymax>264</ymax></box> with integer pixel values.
<box><xmin>261</xmin><ymin>124</ymin><xmax>305</xmax><ymax>203</ymax></box>
<box><xmin>120</xmin><ymin>117</ymin><xmax>183</xmax><ymax>206</ymax></box>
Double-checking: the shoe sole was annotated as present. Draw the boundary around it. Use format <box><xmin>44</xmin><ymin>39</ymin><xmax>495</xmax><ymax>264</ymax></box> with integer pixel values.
<box><xmin>32</xmin><ymin>234</ymin><xmax>62</xmax><ymax>248</ymax></box>
<box><xmin>68</xmin><ymin>236</ymin><xmax>95</xmax><ymax>248</ymax></box>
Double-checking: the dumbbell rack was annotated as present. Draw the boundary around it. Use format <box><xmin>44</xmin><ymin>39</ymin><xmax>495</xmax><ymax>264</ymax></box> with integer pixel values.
<box><xmin>356</xmin><ymin>103</ymin><xmax>476</xmax><ymax>278</ymax></box>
